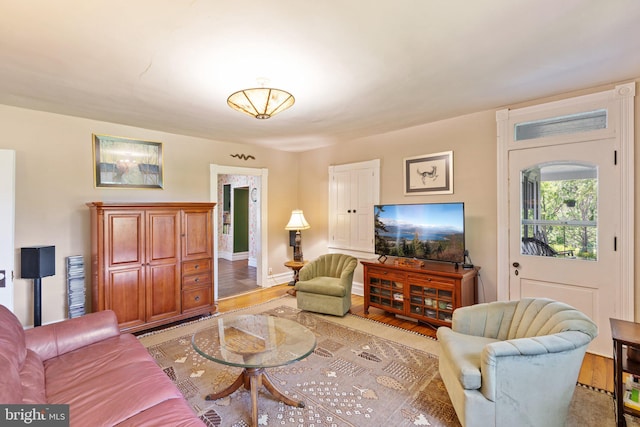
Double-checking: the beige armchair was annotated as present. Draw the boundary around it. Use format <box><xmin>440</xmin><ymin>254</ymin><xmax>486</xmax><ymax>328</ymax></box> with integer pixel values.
<box><xmin>436</xmin><ymin>298</ymin><xmax>597</xmax><ymax>427</ymax></box>
<box><xmin>294</xmin><ymin>253</ymin><xmax>358</xmax><ymax>316</ymax></box>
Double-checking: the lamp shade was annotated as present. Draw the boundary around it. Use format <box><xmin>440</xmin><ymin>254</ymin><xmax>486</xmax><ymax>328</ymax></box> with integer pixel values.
<box><xmin>285</xmin><ymin>209</ymin><xmax>310</xmax><ymax>231</ymax></box>
<box><xmin>227</xmin><ymin>87</ymin><xmax>295</xmax><ymax>119</ymax></box>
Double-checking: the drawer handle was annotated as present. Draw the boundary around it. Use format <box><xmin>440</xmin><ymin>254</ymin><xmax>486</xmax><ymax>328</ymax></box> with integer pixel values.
<box><xmin>194</xmin><ymin>264</ymin><xmax>200</xmax><ymax>269</ymax></box>
<box><xmin>195</xmin><ymin>277</ymin><xmax>200</xmax><ymax>282</ymax></box>
<box><xmin>195</xmin><ymin>296</ymin><xmax>200</xmax><ymax>302</ymax></box>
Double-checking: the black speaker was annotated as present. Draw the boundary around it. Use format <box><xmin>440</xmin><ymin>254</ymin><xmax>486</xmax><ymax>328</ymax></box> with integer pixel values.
<box><xmin>21</xmin><ymin>246</ymin><xmax>55</xmax><ymax>278</ymax></box>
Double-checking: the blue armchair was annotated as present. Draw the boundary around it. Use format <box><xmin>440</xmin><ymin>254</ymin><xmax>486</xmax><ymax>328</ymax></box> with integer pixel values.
<box><xmin>436</xmin><ymin>298</ymin><xmax>597</xmax><ymax>427</ymax></box>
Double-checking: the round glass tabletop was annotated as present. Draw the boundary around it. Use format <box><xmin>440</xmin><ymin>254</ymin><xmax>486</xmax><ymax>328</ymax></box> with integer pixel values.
<box><xmin>192</xmin><ymin>314</ymin><xmax>316</xmax><ymax>369</ymax></box>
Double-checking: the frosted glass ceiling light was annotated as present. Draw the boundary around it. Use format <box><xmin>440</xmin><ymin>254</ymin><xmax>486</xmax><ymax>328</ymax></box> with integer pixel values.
<box><xmin>227</xmin><ymin>85</ymin><xmax>295</xmax><ymax>119</ymax></box>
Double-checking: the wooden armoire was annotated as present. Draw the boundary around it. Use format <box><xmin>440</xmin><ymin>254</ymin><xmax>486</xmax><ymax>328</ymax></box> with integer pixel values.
<box><xmin>87</xmin><ymin>202</ymin><xmax>217</xmax><ymax>333</ymax></box>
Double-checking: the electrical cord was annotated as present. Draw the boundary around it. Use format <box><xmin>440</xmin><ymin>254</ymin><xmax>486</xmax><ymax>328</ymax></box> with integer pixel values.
<box><xmin>478</xmin><ymin>272</ymin><xmax>486</xmax><ymax>303</ymax></box>
<box><xmin>464</xmin><ymin>250</ymin><xmax>486</xmax><ymax>302</ymax></box>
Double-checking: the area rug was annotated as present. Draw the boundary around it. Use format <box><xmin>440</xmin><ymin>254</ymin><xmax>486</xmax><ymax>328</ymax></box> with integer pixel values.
<box><xmin>138</xmin><ymin>295</ymin><xmax>629</xmax><ymax>427</ymax></box>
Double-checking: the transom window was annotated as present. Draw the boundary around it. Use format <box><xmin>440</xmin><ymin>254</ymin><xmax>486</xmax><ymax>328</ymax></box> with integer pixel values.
<box><xmin>514</xmin><ymin>109</ymin><xmax>607</xmax><ymax>141</ymax></box>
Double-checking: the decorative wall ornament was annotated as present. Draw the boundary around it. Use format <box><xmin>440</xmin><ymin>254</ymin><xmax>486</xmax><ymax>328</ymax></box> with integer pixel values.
<box><xmin>230</xmin><ymin>154</ymin><xmax>256</xmax><ymax>161</ymax></box>
<box><xmin>404</xmin><ymin>151</ymin><xmax>453</xmax><ymax>195</ymax></box>
<box><xmin>93</xmin><ymin>134</ymin><xmax>163</xmax><ymax>189</ymax></box>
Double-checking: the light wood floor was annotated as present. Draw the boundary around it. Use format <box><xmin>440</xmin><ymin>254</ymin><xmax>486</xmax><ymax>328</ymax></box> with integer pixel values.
<box><xmin>217</xmin><ymin>284</ymin><xmax>614</xmax><ymax>393</ymax></box>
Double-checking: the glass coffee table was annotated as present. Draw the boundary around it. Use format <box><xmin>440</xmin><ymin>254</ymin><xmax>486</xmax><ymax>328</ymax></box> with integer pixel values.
<box><xmin>192</xmin><ymin>314</ymin><xmax>316</xmax><ymax>427</ymax></box>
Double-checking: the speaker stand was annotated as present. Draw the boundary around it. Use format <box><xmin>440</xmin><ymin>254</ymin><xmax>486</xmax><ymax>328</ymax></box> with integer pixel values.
<box><xmin>33</xmin><ymin>278</ymin><xmax>42</xmax><ymax>327</ymax></box>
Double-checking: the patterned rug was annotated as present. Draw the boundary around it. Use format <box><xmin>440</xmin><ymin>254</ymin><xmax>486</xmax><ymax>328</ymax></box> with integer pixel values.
<box><xmin>138</xmin><ymin>296</ymin><xmax>629</xmax><ymax>427</ymax></box>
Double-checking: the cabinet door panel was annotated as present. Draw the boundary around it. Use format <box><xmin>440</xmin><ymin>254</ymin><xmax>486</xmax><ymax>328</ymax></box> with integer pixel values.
<box><xmin>109</xmin><ymin>268</ymin><xmax>145</xmax><ymax>328</ymax></box>
<box><xmin>182</xmin><ymin>209</ymin><xmax>212</xmax><ymax>260</ymax></box>
<box><xmin>107</xmin><ymin>212</ymin><xmax>144</xmax><ymax>267</ymax></box>
<box><xmin>147</xmin><ymin>210</ymin><xmax>180</xmax><ymax>263</ymax></box>
<box><xmin>146</xmin><ymin>263</ymin><xmax>181</xmax><ymax>322</ymax></box>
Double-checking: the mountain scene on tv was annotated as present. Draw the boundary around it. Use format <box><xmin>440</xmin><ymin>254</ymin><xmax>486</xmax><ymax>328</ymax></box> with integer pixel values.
<box><xmin>374</xmin><ymin>204</ymin><xmax>465</xmax><ymax>263</ymax></box>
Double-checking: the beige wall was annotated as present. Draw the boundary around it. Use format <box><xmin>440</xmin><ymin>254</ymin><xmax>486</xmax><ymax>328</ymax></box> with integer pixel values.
<box><xmin>298</xmin><ymin>77</ymin><xmax>640</xmax><ymax>310</ymax></box>
<box><xmin>2</xmin><ymin>76</ymin><xmax>639</xmax><ymax>326</ymax></box>
<box><xmin>298</xmin><ymin>110</ymin><xmax>498</xmax><ymax>301</ymax></box>
<box><xmin>0</xmin><ymin>104</ymin><xmax>299</xmax><ymax>326</ymax></box>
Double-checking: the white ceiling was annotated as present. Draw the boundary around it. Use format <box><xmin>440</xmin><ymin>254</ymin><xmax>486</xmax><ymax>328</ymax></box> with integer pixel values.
<box><xmin>1</xmin><ymin>1</ymin><xmax>640</xmax><ymax>152</ymax></box>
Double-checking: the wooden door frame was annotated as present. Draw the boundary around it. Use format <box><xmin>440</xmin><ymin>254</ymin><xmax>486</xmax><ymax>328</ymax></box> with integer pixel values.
<box><xmin>496</xmin><ymin>83</ymin><xmax>635</xmax><ymax>320</ymax></box>
<box><xmin>0</xmin><ymin>149</ymin><xmax>15</xmax><ymax>311</ymax></box>
<box><xmin>210</xmin><ymin>165</ymin><xmax>268</xmax><ymax>299</ymax></box>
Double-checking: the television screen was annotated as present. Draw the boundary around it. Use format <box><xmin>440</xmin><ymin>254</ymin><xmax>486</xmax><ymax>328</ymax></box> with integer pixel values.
<box><xmin>374</xmin><ymin>202</ymin><xmax>465</xmax><ymax>264</ymax></box>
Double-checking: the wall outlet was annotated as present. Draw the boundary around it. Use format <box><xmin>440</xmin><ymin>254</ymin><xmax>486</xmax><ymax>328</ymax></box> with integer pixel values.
<box><xmin>268</xmin><ymin>267</ymin><xmax>273</xmax><ymax>275</ymax></box>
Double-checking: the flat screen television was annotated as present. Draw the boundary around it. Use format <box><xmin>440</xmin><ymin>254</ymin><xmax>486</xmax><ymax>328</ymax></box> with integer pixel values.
<box><xmin>374</xmin><ymin>202</ymin><xmax>465</xmax><ymax>264</ymax></box>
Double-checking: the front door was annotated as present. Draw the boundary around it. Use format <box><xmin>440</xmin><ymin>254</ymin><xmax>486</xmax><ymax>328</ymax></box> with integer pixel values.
<box><xmin>509</xmin><ymin>139</ymin><xmax>619</xmax><ymax>356</ymax></box>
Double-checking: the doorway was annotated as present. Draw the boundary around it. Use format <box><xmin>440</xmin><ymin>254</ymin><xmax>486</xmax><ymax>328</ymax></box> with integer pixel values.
<box><xmin>210</xmin><ymin>165</ymin><xmax>268</xmax><ymax>301</ymax></box>
<box><xmin>0</xmin><ymin>150</ymin><xmax>15</xmax><ymax>310</ymax></box>
<box><xmin>233</xmin><ymin>187</ymin><xmax>249</xmax><ymax>254</ymax></box>
<box><xmin>497</xmin><ymin>83</ymin><xmax>635</xmax><ymax>357</ymax></box>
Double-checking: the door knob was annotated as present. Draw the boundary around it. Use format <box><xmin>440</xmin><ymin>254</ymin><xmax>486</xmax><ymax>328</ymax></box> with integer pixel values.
<box><xmin>512</xmin><ymin>262</ymin><xmax>520</xmax><ymax>268</ymax></box>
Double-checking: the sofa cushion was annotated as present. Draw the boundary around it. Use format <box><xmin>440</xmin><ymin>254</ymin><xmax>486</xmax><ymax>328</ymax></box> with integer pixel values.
<box><xmin>437</xmin><ymin>327</ymin><xmax>499</xmax><ymax>390</ymax></box>
<box><xmin>0</xmin><ymin>305</ymin><xmax>29</xmax><ymax>403</ymax></box>
<box><xmin>0</xmin><ymin>354</ymin><xmax>23</xmax><ymax>403</ymax></box>
<box><xmin>44</xmin><ymin>333</ymin><xmax>186</xmax><ymax>427</ymax></box>
<box><xmin>20</xmin><ymin>349</ymin><xmax>46</xmax><ymax>404</ymax></box>
<box><xmin>296</xmin><ymin>277</ymin><xmax>346</xmax><ymax>297</ymax></box>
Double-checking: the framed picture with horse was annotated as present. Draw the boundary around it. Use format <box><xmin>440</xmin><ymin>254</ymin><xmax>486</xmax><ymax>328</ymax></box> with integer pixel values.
<box><xmin>404</xmin><ymin>150</ymin><xmax>453</xmax><ymax>195</ymax></box>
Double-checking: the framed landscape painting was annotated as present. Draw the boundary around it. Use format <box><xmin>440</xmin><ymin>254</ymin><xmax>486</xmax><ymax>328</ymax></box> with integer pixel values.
<box><xmin>404</xmin><ymin>151</ymin><xmax>453</xmax><ymax>195</ymax></box>
<box><xmin>93</xmin><ymin>134</ymin><xmax>164</xmax><ymax>189</ymax></box>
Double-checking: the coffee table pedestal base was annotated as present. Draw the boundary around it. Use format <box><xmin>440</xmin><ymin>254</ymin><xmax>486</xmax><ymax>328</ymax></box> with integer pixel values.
<box><xmin>205</xmin><ymin>367</ymin><xmax>304</xmax><ymax>427</ymax></box>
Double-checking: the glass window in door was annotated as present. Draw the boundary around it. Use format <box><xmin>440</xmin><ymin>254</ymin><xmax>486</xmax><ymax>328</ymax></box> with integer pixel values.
<box><xmin>521</xmin><ymin>162</ymin><xmax>597</xmax><ymax>261</ymax></box>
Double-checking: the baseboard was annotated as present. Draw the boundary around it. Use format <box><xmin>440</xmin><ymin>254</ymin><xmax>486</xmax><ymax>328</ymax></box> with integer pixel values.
<box><xmin>351</xmin><ymin>281</ymin><xmax>364</xmax><ymax>296</ymax></box>
<box><xmin>262</xmin><ymin>272</ymin><xmax>291</xmax><ymax>288</ymax></box>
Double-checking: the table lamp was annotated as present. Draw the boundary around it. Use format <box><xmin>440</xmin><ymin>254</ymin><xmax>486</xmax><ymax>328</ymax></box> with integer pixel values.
<box><xmin>285</xmin><ymin>210</ymin><xmax>310</xmax><ymax>262</ymax></box>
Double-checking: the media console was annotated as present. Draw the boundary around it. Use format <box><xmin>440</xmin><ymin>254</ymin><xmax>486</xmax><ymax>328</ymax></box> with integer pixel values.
<box><xmin>361</xmin><ymin>257</ymin><xmax>479</xmax><ymax>327</ymax></box>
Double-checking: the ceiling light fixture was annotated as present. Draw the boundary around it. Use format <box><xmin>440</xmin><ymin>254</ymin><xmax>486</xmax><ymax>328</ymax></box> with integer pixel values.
<box><xmin>227</xmin><ymin>83</ymin><xmax>295</xmax><ymax>120</ymax></box>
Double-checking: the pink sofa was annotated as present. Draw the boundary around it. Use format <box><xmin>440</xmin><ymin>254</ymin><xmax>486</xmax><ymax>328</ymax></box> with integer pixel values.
<box><xmin>0</xmin><ymin>305</ymin><xmax>204</xmax><ymax>427</ymax></box>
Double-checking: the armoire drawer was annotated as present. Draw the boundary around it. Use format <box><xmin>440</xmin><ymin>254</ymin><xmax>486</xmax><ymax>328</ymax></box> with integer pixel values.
<box><xmin>183</xmin><ymin>259</ymin><xmax>211</xmax><ymax>275</ymax></box>
<box><xmin>182</xmin><ymin>287</ymin><xmax>212</xmax><ymax>311</ymax></box>
<box><xmin>183</xmin><ymin>272</ymin><xmax>211</xmax><ymax>288</ymax></box>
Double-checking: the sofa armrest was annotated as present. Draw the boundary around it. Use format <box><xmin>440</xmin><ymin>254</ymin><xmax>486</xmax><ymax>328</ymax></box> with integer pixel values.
<box><xmin>480</xmin><ymin>330</ymin><xmax>591</xmax><ymax>402</ymax></box>
<box><xmin>338</xmin><ymin>269</ymin><xmax>355</xmax><ymax>291</ymax></box>
<box><xmin>25</xmin><ymin>310</ymin><xmax>121</xmax><ymax>361</ymax></box>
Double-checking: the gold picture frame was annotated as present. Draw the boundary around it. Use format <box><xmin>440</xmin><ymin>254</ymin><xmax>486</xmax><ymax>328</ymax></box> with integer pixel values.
<box><xmin>93</xmin><ymin>134</ymin><xmax>164</xmax><ymax>189</ymax></box>
<box><xmin>404</xmin><ymin>151</ymin><xmax>453</xmax><ymax>195</ymax></box>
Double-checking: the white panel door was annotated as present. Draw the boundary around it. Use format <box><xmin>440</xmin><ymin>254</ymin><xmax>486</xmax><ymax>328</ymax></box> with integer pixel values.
<box><xmin>0</xmin><ymin>149</ymin><xmax>15</xmax><ymax>311</ymax></box>
<box><xmin>330</xmin><ymin>169</ymin><xmax>352</xmax><ymax>249</ymax></box>
<box><xmin>328</xmin><ymin>159</ymin><xmax>380</xmax><ymax>254</ymax></box>
<box><xmin>509</xmin><ymin>139</ymin><xmax>619</xmax><ymax>356</ymax></box>
<box><xmin>350</xmin><ymin>167</ymin><xmax>378</xmax><ymax>252</ymax></box>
